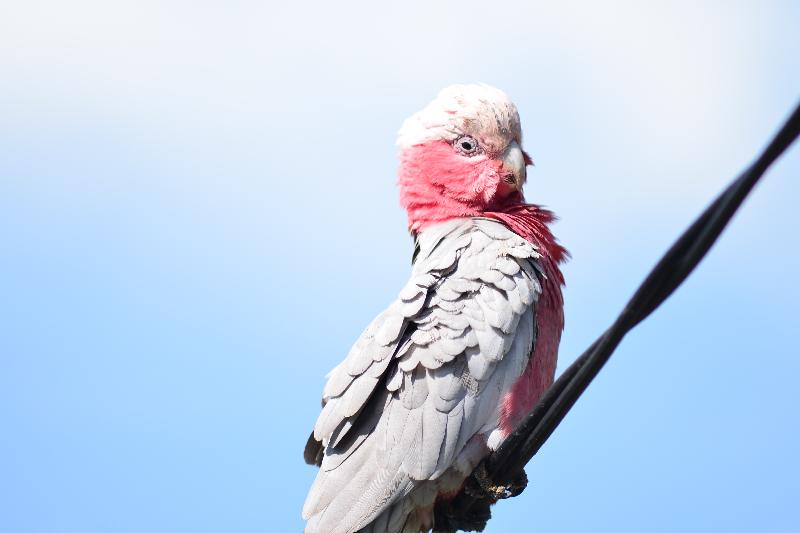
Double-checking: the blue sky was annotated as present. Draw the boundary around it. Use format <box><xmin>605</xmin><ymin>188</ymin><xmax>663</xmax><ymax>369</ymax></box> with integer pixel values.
<box><xmin>1</xmin><ymin>1</ymin><xmax>799</xmax><ymax>532</ymax></box>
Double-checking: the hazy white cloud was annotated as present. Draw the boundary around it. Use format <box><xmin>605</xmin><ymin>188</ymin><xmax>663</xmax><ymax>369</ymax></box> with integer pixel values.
<box><xmin>1</xmin><ymin>0</ymin><xmax>797</xmax><ymax>251</ymax></box>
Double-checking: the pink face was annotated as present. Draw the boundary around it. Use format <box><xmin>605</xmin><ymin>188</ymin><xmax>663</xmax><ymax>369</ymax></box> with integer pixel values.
<box><xmin>398</xmin><ymin>130</ymin><xmax>533</xmax><ymax>232</ymax></box>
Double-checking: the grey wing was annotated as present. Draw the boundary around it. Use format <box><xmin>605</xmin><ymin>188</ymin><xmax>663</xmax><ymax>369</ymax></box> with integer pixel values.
<box><xmin>303</xmin><ymin>219</ymin><xmax>542</xmax><ymax>533</ymax></box>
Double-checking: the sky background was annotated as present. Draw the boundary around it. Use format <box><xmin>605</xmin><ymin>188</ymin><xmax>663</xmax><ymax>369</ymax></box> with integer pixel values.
<box><xmin>1</xmin><ymin>1</ymin><xmax>799</xmax><ymax>532</ymax></box>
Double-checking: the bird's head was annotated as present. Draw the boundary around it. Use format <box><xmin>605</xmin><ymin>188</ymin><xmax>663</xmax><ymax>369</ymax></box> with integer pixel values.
<box><xmin>397</xmin><ymin>84</ymin><xmax>533</xmax><ymax>232</ymax></box>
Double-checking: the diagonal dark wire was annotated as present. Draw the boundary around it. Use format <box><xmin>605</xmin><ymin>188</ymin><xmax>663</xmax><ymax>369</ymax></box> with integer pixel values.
<box><xmin>445</xmin><ymin>100</ymin><xmax>800</xmax><ymax>529</ymax></box>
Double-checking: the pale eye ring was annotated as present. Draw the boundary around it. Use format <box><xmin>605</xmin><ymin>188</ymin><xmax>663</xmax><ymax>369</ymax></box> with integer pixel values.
<box><xmin>454</xmin><ymin>135</ymin><xmax>481</xmax><ymax>156</ymax></box>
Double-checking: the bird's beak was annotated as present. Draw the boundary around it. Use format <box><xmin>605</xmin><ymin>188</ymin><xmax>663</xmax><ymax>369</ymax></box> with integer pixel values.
<box><xmin>501</xmin><ymin>141</ymin><xmax>526</xmax><ymax>191</ymax></box>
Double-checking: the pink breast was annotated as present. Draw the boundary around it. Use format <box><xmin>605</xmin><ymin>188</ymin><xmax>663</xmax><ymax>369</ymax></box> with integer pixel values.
<box><xmin>498</xmin><ymin>305</ymin><xmax>562</xmax><ymax>435</ymax></box>
<box><xmin>483</xmin><ymin>207</ymin><xmax>567</xmax><ymax>438</ymax></box>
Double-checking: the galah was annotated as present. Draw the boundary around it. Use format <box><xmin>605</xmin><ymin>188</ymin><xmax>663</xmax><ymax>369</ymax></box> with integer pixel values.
<box><xmin>303</xmin><ymin>84</ymin><xmax>567</xmax><ymax>533</ymax></box>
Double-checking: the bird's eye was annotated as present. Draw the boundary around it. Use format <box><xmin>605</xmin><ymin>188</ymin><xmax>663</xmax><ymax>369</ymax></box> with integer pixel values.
<box><xmin>454</xmin><ymin>135</ymin><xmax>480</xmax><ymax>156</ymax></box>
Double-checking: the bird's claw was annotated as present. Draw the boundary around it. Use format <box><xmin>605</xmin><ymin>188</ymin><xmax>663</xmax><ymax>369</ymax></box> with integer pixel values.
<box><xmin>467</xmin><ymin>463</ymin><xmax>528</xmax><ymax>501</ymax></box>
<box><xmin>432</xmin><ymin>465</ymin><xmax>528</xmax><ymax>532</ymax></box>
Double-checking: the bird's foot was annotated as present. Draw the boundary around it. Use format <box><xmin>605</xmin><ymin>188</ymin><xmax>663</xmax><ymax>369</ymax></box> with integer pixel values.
<box><xmin>431</xmin><ymin>464</ymin><xmax>528</xmax><ymax>532</ymax></box>
<box><xmin>465</xmin><ymin>463</ymin><xmax>528</xmax><ymax>501</ymax></box>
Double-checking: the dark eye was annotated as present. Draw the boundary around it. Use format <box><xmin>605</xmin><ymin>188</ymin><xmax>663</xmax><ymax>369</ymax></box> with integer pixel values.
<box><xmin>454</xmin><ymin>135</ymin><xmax>480</xmax><ymax>156</ymax></box>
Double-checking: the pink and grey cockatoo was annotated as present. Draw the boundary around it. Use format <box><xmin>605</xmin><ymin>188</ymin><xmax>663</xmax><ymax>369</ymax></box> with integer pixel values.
<box><xmin>303</xmin><ymin>84</ymin><xmax>567</xmax><ymax>533</ymax></box>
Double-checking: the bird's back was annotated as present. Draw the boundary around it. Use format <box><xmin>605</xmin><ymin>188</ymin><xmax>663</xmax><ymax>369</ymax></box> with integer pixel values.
<box><xmin>304</xmin><ymin>218</ymin><xmax>547</xmax><ymax>533</ymax></box>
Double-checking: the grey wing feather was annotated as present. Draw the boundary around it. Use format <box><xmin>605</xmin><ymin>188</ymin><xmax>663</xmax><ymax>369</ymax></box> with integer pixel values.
<box><xmin>304</xmin><ymin>218</ymin><xmax>542</xmax><ymax>533</ymax></box>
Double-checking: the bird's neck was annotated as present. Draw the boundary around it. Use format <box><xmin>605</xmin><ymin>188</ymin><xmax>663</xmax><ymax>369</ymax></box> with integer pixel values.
<box><xmin>397</xmin><ymin>143</ymin><xmax>567</xmax><ymax>291</ymax></box>
<box><xmin>484</xmin><ymin>203</ymin><xmax>568</xmax><ymax>306</ymax></box>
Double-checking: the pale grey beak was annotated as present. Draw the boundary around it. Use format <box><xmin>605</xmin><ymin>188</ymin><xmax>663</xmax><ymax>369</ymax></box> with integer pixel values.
<box><xmin>501</xmin><ymin>140</ymin><xmax>526</xmax><ymax>190</ymax></box>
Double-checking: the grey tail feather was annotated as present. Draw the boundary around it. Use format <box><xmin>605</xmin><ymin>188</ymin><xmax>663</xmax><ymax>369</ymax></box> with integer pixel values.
<box><xmin>357</xmin><ymin>495</ymin><xmax>416</xmax><ymax>533</ymax></box>
<box><xmin>304</xmin><ymin>432</ymin><xmax>400</xmax><ymax>533</ymax></box>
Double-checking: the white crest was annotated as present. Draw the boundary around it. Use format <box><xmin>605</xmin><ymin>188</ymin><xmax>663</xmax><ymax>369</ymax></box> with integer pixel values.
<box><xmin>397</xmin><ymin>84</ymin><xmax>522</xmax><ymax>149</ymax></box>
